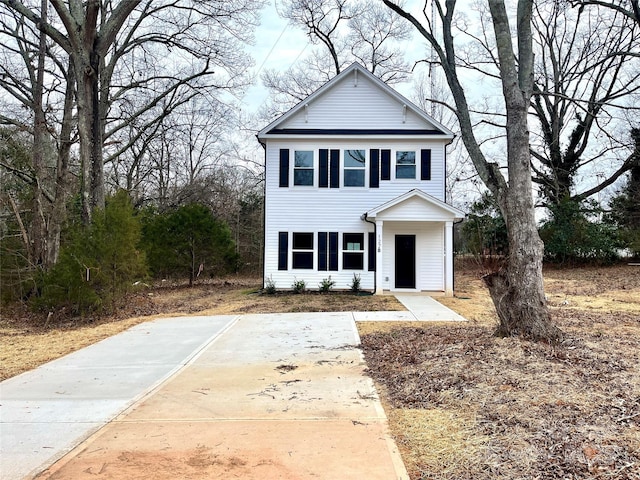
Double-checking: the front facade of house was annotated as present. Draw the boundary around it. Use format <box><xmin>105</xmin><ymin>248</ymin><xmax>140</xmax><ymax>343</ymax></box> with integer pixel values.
<box><xmin>257</xmin><ymin>63</ymin><xmax>464</xmax><ymax>295</ymax></box>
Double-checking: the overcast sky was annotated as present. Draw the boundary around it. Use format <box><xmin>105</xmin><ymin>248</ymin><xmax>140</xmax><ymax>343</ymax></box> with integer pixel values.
<box><xmin>239</xmin><ymin>2</ymin><xmax>309</xmax><ymax>113</ymax></box>
<box><xmin>239</xmin><ymin>1</ymin><xmax>430</xmax><ymax>115</ymax></box>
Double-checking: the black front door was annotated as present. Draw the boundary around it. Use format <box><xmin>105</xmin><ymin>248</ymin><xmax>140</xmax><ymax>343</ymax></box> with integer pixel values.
<box><xmin>395</xmin><ymin>235</ymin><xmax>416</xmax><ymax>289</ymax></box>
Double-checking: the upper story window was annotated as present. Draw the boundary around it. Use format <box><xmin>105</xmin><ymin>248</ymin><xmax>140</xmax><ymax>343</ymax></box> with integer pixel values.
<box><xmin>396</xmin><ymin>151</ymin><xmax>416</xmax><ymax>179</ymax></box>
<box><xmin>294</xmin><ymin>151</ymin><xmax>314</xmax><ymax>186</ymax></box>
<box><xmin>292</xmin><ymin>232</ymin><xmax>314</xmax><ymax>269</ymax></box>
<box><xmin>344</xmin><ymin>149</ymin><xmax>365</xmax><ymax>187</ymax></box>
<box><xmin>342</xmin><ymin>233</ymin><xmax>364</xmax><ymax>270</ymax></box>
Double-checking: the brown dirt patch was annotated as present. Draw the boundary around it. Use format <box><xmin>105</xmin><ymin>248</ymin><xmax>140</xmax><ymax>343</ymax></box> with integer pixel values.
<box><xmin>361</xmin><ymin>264</ymin><xmax>640</xmax><ymax>479</ymax></box>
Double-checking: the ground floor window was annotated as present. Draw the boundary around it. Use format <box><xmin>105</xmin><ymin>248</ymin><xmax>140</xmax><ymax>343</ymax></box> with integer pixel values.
<box><xmin>292</xmin><ymin>232</ymin><xmax>314</xmax><ymax>269</ymax></box>
<box><xmin>342</xmin><ymin>233</ymin><xmax>364</xmax><ymax>269</ymax></box>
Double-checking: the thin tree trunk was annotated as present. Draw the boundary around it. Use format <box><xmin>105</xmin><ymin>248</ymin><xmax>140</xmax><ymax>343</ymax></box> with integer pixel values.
<box><xmin>8</xmin><ymin>193</ymin><xmax>32</xmax><ymax>263</ymax></box>
<box><xmin>46</xmin><ymin>60</ymin><xmax>75</xmax><ymax>267</ymax></box>
<box><xmin>31</xmin><ymin>0</ymin><xmax>49</xmax><ymax>267</ymax></box>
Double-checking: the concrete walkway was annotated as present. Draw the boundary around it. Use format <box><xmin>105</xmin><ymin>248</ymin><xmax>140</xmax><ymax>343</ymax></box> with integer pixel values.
<box><xmin>1</xmin><ymin>298</ymin><xmax>465</xmax><ymax>480</ymax></box>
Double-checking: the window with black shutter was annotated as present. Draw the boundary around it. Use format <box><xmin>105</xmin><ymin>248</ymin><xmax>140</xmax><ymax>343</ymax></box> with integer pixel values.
<box><xmin>396</xmin><ymin>151</ymin><xmax>416</xmax><ymax>179</ymax></box>
<box><xmin>344</xmin><ymin>149</ymin><xmax>365</xmax><ymax>187</ymax></box>
<box><xmin>342</xmin><ymin>233</ymin><xmax>364</xmax><ymax>270</ymax></box>
<box><xmin>293</xmin><ymin>151</ymin><xmax>314</xmax><ymax>186</ymax></box>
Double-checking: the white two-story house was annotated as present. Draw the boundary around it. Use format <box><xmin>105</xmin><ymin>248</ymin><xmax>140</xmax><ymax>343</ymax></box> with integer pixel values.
<box><xmin>257</xmin><ymin>63</ymin><xmax>464</xmax><ymax>295</ymax></box>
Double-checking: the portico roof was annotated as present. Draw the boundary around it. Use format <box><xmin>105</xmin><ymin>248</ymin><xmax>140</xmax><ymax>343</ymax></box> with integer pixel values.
<box><xmin>365</xmin><ymin>189</ymin><xmax>465</xmax><ymax>222</ymax></box>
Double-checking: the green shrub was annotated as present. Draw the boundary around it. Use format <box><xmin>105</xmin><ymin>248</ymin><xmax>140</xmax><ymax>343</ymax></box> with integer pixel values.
<box><xmin>461</xmin><ymin>192</ymin><xmax>508</xmax><ymax>256</ymax></box>
<box><xmin>264</xmin><ymin>275</ymin><xmax>277</xmax><ymax>294</ymax></box>
<box><xmin>349</xmin><ymin>273</ymin><xmax>361</xmax><ymax>293</ymax></box>
<box><xmin>607</xmin><ymin>164</ymin><xmax>640</xmax><ymax>259</ymax></box>
<box><xmin>291</xmin><ymin>278</ymin><xmax>306</xmax><ymax>294</ymax></box>
<box><xmin>33</xmin><ymin>190</ymin><xmax>147</xmax><ymax>316</ymax></box>
<box><xmin>141</xmin><ymin>204</ymin><xmax>238</xmax><ymax>285</ymax></box>
<box><xmin>540</xmin><ymin>198</ymin><xmax>619</xmax><ymax>264</ymax></box>
<box><xmin>318</xmin><ymin>276</ymin><xmax>336</xmax><ymax>293</ymax></box>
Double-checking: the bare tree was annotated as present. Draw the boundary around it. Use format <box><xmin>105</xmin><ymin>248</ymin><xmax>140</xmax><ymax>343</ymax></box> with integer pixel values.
<box><xmin>262</xmin><ymin>0</ymin><xmax>411</xmax><ymax>117</ymax></box>
<box><xmin>530</xmin><ymin>0</ymin><xmax>640</xmax><ymax>207</ymax></box>
<box><xmin>280</xmin><ymin>0</ymin><xmax>352</xmax><ymax>75</ymax></box>
<box><xmin>571</xmin><ymin>0</ymin><xmax>640</xmax><ymax>24</ymax></box>
<box><xmin>0</xmin><ymin>3</ymin><xmax>75</xmax><ymax>268</ymax></box>
<box><xmin>1</xmin><ymin>0</ymin><xmax>263</xmax><ymax>224</ymax></box>
<box><xmin>383</xmin><ymin>0</ymin><xmax>563</xmax><ymax>341</ymax></box>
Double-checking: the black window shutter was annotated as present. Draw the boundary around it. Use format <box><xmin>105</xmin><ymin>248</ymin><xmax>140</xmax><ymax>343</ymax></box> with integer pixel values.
<box><xmin>421</xmin><ymin>149</ymin><xmax>432</xmax><ymax>181</ymax></box>
<box><xmin>330</xmin><ymin>149</ymin><xmax>340</xmax><ymax>188</ymax></box>
<box><xmin>279</xmin><ymin>149</ymin><xmax>289</xmax><ymax>187</ymax></box>
<box><xmin>318</xmin><ymin>232</ymin><xmax>328</xmax><ymax>271</ymax></box>
<box><xmin>369</xmin><ymin>149</ymin><xmax>379</xmax><ymax>188</ymax></box>
<box><xmin>381</xmin><ymin>149</ymin><xmax>391</xmax><ymax>181</ymax></box>
<box><xmin>329</xmin><ymin>232</ymin><xmax>339</xmax><ymax>271</ymax></box>
<box><xmin>319</xmin><ymin>149</ymin><xmax>329</xmax><ymax>188</ymax></box>
<box><xmin>278</xmin><ymin>232</ymin><xmax>288</xmax><ymax>270</ymax></box>
<box><xmin>368</xmin><ymin>232</ymin><xmax>376</xmax><ymax>271</ymax></box>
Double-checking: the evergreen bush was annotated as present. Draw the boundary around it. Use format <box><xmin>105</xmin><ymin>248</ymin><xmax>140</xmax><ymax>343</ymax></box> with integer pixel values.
<box><xmin>33</xmin><ymin>190</ymin><xmax>147</xmax><ymax>316</ymax></box>
<box><xmin>140</xmin><ymin>204</ymin><xmax>238</xmax><ymax>285</ymax></box>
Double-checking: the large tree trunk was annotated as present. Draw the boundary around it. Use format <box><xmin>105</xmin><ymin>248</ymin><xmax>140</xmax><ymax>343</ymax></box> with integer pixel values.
<box><xmin>485</xmin><ymin>122</ymin><xmax>562</xmax><ymax>340</ymax></box>
<box><xmin>483</xmin><ymin>0</ymin><xmax>562</xmax><ymax>342</ymax></box>
<box><xmin>76</xmin><ymin>54</ymin><xmax>104</xmax><ymax>224</ymax></box>
<box><xmin>382</xmin><ymin>0</ymin><xmax>563</xmax><ymax>341</ymax></box>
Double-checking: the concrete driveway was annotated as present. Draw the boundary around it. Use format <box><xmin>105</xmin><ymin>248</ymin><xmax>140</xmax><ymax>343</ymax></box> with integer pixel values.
<box><xmin>1</xmin><ymin>298</ymin><xmax>464</xmax><ymax>479</ymax></box>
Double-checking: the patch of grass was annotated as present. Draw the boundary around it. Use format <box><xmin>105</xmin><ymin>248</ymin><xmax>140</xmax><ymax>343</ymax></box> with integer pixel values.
<box><xmin>388</xmin><ymin>408</ymin><xmax>488</xmax><ymax>479</ymax></box>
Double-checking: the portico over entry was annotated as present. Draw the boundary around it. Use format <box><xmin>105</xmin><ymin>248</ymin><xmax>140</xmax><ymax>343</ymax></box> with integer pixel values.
<box><xmin>363</xmin><ymin>189</ymin><xmax>465</xmax><ymax>296</ymax></box>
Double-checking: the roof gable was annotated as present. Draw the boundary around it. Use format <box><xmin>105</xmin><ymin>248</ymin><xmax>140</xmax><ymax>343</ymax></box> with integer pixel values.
<box><xmin>258</xmin><ymin>63</ymin><xmax>454</xmax><ymax>139</ymax></box>
<box><xmin>367</xmin><ymin>189</ymin><xmax>465</xmax><ymax>221</ymax></box>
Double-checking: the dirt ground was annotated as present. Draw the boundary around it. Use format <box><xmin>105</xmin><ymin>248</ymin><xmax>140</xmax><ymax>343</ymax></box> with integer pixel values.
<box><xmin>361</xmin><ymin>263</ymin><xmax>640</xmax><ymax>479</ymax></box>
<box><xmin>2</xmin><ymin>264</ymin><xmax>639</xmax><ymax>479</ymax></box>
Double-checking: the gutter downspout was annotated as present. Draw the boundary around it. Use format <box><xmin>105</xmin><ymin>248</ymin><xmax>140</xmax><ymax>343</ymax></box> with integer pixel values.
<box><xmin>361</xmin><ymin>212</ymin><xmax>377</xmax><ymax>294</ymax></box>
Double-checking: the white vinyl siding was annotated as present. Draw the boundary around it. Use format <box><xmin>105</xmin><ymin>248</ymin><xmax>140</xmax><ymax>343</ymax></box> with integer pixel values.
<box><xmin>279</xmin><ymin>72</ymin><xmax>436</xmax><ymax>131</ymax></box>
<box><xmin>264</xmin><ymin>139</ymin><xmax>451</xmax><ymax>291</ymax></box>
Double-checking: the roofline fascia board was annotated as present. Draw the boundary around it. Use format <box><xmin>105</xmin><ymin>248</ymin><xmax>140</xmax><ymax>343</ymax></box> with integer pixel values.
<box><xmin>257</xmin><ymin>133</ymin><xmax>455</xmax><ymax>141</ymax></box>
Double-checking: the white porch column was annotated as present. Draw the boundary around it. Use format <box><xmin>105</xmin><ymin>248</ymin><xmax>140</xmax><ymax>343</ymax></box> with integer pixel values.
<box><xmin>444</xmin><ymin>221</ymin><xmax>454</xmax><ymax>296</ymax></box>
<box><xmin>375</xmin><ymin>220</ymin><xmax>384</xmax><ymax>294</ymax></box>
